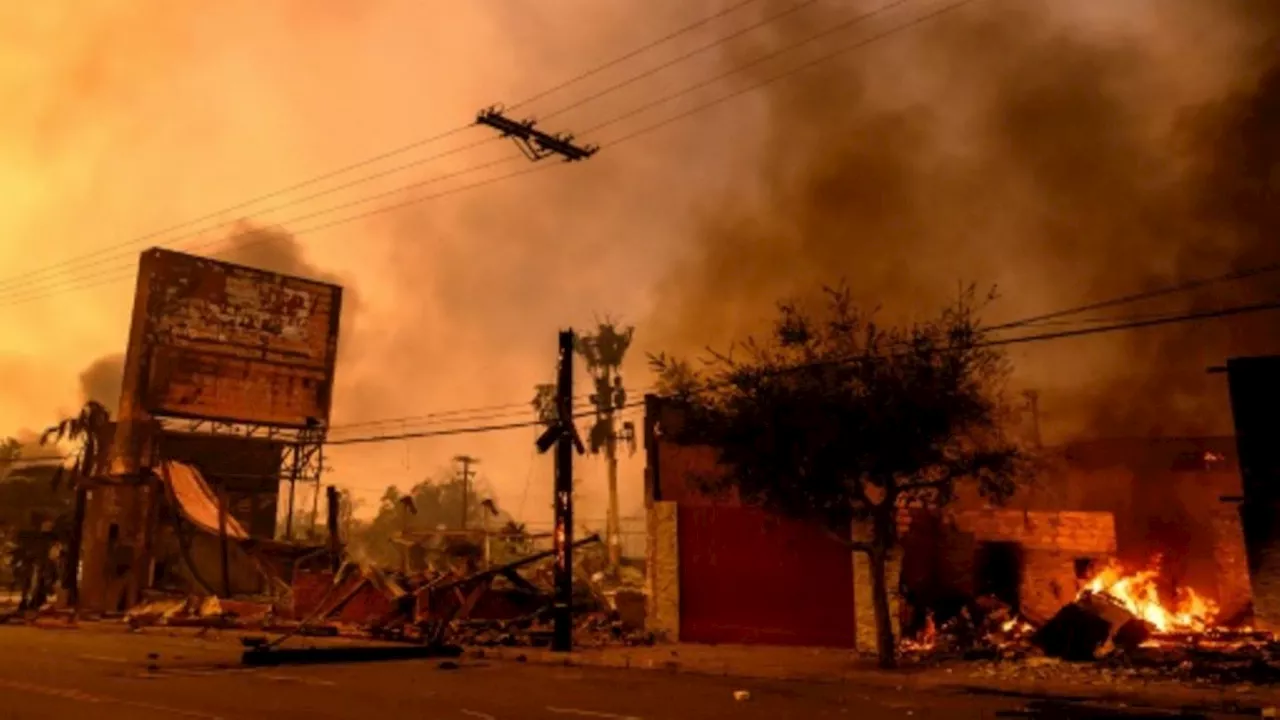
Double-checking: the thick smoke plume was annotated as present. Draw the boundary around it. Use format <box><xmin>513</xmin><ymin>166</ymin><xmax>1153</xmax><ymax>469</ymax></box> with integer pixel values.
<box><xmin>78</xmin><ymin>353</ymin><xmax>123</xmax><ymax>409</ymax></box>
<box><xmin>645</xmin><ymin>0</ymin><xmax>1280</xmax><ymax>443</ymax></box>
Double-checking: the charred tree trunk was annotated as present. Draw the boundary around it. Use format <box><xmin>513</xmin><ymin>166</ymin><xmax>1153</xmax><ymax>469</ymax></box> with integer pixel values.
<box><xmin>869</xmin><ymin>505</ymin><xmax>898</xmax><ymax>669</ymax></box>
<box><xmin>867</xmin><ymin>546</ymin><xmax>897</xmax><ymax>668</ymax></box>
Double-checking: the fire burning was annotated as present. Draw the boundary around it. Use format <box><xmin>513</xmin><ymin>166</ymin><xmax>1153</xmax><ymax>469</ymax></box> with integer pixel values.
<box><xmin>1079</xmin><ymin>558</ymin><xmax>1220</xmax><ymax>634</ymax></box>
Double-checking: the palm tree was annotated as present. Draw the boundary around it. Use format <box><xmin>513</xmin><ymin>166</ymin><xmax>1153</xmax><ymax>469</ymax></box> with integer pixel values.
<box><xmin>40</xmin><ymin>400</ymin><xmax>112</xmax><ymax>491</ymax></box>
<box><xmin>575</xmin><ymin>321</ymin><xmax>635</xmax><ymax>573</ymax></box>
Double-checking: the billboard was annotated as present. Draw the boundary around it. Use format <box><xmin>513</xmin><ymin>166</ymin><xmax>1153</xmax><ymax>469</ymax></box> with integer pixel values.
<box><xmin>122</xmin><ymin>248</ymin><xmax>343</xmax><ymax>428</ymax></box>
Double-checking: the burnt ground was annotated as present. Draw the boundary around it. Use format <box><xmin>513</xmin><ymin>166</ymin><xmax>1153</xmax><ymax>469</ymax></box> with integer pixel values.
<box><xmin>0</xmin><ymin>625</ymin><xmax>1262</xmax><ymax>719</ymax></box>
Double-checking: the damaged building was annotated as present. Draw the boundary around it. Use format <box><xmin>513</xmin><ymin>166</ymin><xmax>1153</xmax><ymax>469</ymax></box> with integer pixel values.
<box><xmin>74</xmin><ymin>247</ymin><xmax>342</xmax><ymax>614</ymax></box>
<box><xmin>642</xmin><ymin>359</ymin><xmax>1278</xmax><ymax>653</ymax></box>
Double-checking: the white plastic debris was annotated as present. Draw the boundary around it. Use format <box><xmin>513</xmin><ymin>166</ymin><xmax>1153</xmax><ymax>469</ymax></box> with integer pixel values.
<box><xmin>733</xmin><ymin>691</ymin><xmax>751</xmax><ymax>702</ymax></box>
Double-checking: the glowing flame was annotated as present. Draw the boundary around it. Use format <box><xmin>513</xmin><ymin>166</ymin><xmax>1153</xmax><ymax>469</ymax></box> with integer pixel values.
<box><xmin>1001</xmin><ymin>617</ymin><xmax>1034</xmax><ymax>636</ymax></box>
<box><xmin>1080</xmin><ymin>559</ymin><xmax>1219</xmax><ymax>633</ymax></box>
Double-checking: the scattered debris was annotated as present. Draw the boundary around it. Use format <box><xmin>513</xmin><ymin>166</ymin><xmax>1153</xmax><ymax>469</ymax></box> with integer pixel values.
<box><xmin>1033</xmin><ymin>593</ymin><xmax>1152</xmax><ymax>661</ymax></box>
<box><xmin>733</xmin><ymin>690</ymin><xmax>751</xmax><ymax>702</ymax></box>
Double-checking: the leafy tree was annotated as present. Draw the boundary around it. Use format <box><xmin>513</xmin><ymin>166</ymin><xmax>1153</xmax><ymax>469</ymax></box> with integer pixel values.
<box><xmin>650</xmin><ymin>284</ymin><xmax>1025</xmax><ymax>668</ymax></box>
<box><xmin>346</xmin><ymin>469</ymin><xmax>514</xmax><ymax>569</ymax></box>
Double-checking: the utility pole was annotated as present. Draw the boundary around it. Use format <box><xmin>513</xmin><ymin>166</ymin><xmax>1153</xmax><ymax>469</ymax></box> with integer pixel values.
<box><xmin>475</xmin><ymin>107</ymin><xmax>598</xmax><ymax>162</ymax></box>
<box><xmin>536</xmin><ymin>330</ymin><xmax>585</xmax><ymax>652</ymax></box>
<box><xmin>325</xmin><ymin>486</ymin><xmax>341</xmax><ymax>573</ymax></box>
<box><xmin>453</xmin><ymin>455</ymin><xmax>479</xmax><ymax>530</ymax></box>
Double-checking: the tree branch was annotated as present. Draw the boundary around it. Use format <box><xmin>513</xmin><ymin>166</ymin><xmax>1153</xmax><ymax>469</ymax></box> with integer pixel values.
<box><xmin>898</xmin><ymin>479</ymin><xmax>950</xmax><ymax>492</ymax></box>
<box><xmin>823</xmin><ymin>528</ymin><xmax>872</xmax><ymax>555</ymax></box>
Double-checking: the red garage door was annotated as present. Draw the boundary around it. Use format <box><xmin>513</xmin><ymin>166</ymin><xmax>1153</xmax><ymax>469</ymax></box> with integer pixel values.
<box><xmin>677</xmin><ymin>505</ymin><xmax>855</xmax><ymax>647</ymax></box>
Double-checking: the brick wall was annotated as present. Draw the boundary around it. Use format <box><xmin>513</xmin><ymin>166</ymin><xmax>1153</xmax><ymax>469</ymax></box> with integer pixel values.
<box><xmin>1020</xmin><ymin>550</ymin><xmax>1088</xmax><ymax>624</ymax></box>
<box><xmin>899</xmin><ymin>508</ymin><xmax>1118</xmax><ymax>625</ymax></box>
<box><xmin>949</xmin><ymin>510</ymin><xmax>1117</xmax><ymax>554</ymax></box>
<box><xmin>1245</xmin><ymin>500</ymin><xmax>1280</xmax><ymax>631</ymax></box>
<box><xmin>1210</xmin><ymin>506</ymin><xmax>1252</xmax><ymax>622</ymax></box>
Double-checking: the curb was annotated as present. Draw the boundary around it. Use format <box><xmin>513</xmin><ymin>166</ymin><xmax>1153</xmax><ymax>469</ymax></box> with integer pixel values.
<box><xmin>468</xmin><ymin>646</ymin><xmax>1279</xmax><ymax>714</ymax></box>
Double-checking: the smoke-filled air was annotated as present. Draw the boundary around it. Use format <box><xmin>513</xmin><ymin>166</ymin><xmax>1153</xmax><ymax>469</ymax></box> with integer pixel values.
<box><xmin>1</xmin><ymin>0</ymin><xmax>1277</xmax><ymax>524</ymax></box>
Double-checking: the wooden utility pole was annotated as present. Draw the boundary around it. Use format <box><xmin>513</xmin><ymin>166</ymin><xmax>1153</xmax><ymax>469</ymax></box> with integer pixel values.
<box><xmin>475</xmin><ymin>108</ymin><xmax>598</xmax><ymax>162</ymax></box>
<box><xmin>453</xmin><ymin>455</ymin><xmax>479</xmax><ymax>530</ymax></box>
<box><xmin>603</xmin><ymin>375</ymin><xmax>622</xmax><ymax>572</ymax></box>
<box><xmin>325</xmin><ymin>486</ymin><xmax>341</xmax><ymax>573</ymax></box>
<box><xmin>536</xmin><ymin>330</ymin><xmax>585</xmax><ymax>653</ymax></box>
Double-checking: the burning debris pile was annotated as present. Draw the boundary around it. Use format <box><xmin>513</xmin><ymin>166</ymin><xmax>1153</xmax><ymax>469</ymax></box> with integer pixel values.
<box><xmin>901</xmin><ymin>560</ymin><xmax>1280</xmax><ymax>685</ymax></box>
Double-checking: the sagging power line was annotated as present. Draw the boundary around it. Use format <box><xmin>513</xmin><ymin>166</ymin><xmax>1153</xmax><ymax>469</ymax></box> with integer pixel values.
<box><xmin>0</xmin><ymin>1</ymin><xmax>783</xmax><ymax>298</ymax></box>
<box><xmin>0</xmin><ymin>0</ymin><xmax>964</xmax><ymax>308</ymax></box>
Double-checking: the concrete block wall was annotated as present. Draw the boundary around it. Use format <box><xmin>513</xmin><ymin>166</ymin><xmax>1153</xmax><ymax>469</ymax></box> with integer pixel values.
<box><xmin>645</xmin><ymin>501</ymin><xmax>680</xmax><ymax>641</ymax></box>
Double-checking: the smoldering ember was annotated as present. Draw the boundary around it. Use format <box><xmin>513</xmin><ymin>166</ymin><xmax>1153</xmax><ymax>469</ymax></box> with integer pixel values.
<box><xmin>3</xmin><ymin>2</ymin><xmax>1280</xmax><ymax>719</ymax></box>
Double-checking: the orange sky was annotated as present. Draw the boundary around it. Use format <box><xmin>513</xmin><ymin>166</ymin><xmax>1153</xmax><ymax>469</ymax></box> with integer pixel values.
<box><xmin>0</xmin><ymin>0</ymin><xmax>1273</xmax><ymax>525</ymax></box>
<box><xmin>0</xmin><ymin>0</ymin><xmax>767</xmax><ymax>524</ymax></box>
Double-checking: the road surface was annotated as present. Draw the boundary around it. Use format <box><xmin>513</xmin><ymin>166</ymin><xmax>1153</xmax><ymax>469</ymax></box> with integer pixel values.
<box><xmin>0</xmin><ymin>625</ymin><xmax>1244</xmax><ymax>719</ymax></box>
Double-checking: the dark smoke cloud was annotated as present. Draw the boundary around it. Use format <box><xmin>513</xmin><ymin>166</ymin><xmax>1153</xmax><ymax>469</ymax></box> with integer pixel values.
<box><xmin>217</xmin><ymin>223</ymin><xmax>380</xmax><ymax>418</ymax></box>
<box><xmin>644</xmin><ymin>0</ymin><xmax>1280</xmax><ymax>443</ymax></box>
<box><xmin>78</xmin><ymin>353</ymin><xmax>123</xmax><ymax>409</ymax></box>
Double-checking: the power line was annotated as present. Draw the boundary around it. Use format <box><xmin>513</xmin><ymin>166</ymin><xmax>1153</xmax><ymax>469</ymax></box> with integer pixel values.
<box><xmin>0</xmin><ymin>0</ymin><xmax>957</xmax><ymax>308</ymax></box>
<box><xmin>594</xmin><ymin>0</ymin><xmax>980</xmax><ymax>143</ymax></box>
<box><xmin>324</xmin><ymin>403</ymin><xmax>645</xmax><ymax>448</ymax></box>
<box><xmin>0</xmin><ymin>1</ymin><xmax>779</xmax><ymax>298</ymax></box>
<box><xmin>0</xmin><ymin>0</ymin><xmax>850</xmax><ymax>302</ymax></box>
<box><xmin>537</xmin><ymin>0</ymin><xmax>833</xmax><ymax>122</ymax></box>
<box><xmin>987</xmin><ymin>261</ymin><xmax>1280</xmax><ymax>332</ymax></box>
<box><xmin>0</xmin><ymin>158</ymin><xmax>552</xmax><ymax>308</ymax></box>
<box><xmin>674</xmin><ymin>297</ymin><xmax>1280</xmax><ymax>397</ymax></box>
<box><xmin>0</xmin><ymin>136</ymin><xmax>502</xmax><ymax>298</ymax></box>
<box><xmin>326</xmin><ymin>400</ymin><xmax>597</xmax><ymax>436</ymax></box>
<box><xmin>0</xmin><ymin>153</ymin><xmax>528</xmax><ymax>305</ymax></box>
<box><xmin>509</xmin><ymin>0</ymin><xmax>766</xmax><ymax>111</ymax></box>
<box><xmin>0</xmin><ymin>125</ymin><xmax>479</xmax><ymax>293</ymax></box>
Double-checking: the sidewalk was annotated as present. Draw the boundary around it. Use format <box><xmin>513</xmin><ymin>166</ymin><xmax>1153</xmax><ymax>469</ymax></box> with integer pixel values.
<box><xmin>471</xmin><ymin>642</ymin><xmax>1280</xmax><ymax>715</ymax></box>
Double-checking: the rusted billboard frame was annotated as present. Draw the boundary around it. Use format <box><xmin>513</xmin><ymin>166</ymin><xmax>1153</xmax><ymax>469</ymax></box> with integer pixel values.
<box><xmin>79</xmin><ymin>248</ymin><xmax>344</xmax><ymax>611</ymax></box>
<box><xmin>136</xmin><ymin>247</ymin><xmax>344</xmax><ymax>429</ymax></box>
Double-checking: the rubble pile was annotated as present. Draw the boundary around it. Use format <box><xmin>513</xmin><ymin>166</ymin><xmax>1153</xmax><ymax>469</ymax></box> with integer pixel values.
<box><xmin>120</xmin><ymin>533</ymin><xmax>655</xmax><ymax>650</ymax></box>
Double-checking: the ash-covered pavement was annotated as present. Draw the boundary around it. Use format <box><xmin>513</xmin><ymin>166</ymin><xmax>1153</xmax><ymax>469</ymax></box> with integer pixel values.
<box><xmin>0</xmin><ymin>626</ymin><xmax>1261</xmax><ymax>719</ymax></box>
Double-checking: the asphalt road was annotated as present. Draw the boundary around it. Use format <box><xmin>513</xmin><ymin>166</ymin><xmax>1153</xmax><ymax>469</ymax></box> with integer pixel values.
<box><xmin>0</xmin><ymin>626</ymin><xmax>1247</xmax><ymax>719</ymax></box>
